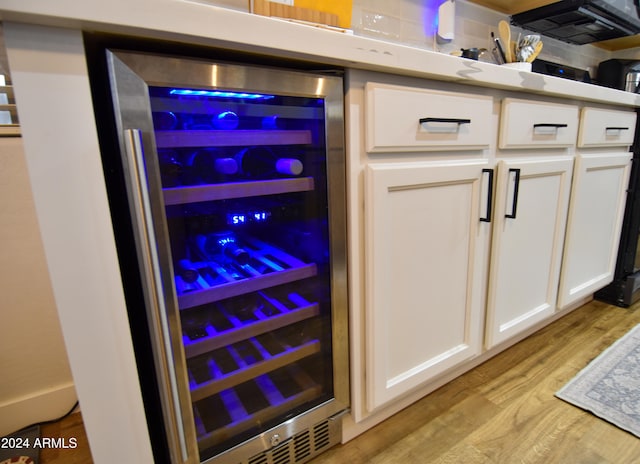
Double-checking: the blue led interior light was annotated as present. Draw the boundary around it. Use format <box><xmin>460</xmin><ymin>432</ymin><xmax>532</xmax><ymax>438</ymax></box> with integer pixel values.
<box><xmin>169</xmin><ymin>89</ymin><xmax>274</xmax><ymax>100</ymax></box>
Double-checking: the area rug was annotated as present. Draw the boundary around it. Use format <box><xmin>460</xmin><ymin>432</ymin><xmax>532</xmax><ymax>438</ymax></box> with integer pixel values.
<box><xmin>0</xmin><ymin>425</ymin><xmax>39</xmax><ymax>464</ymax></box>
<box><xmin>556</xmin><ymin>323</ymin><xmax>640</xmax><ymax>437</ymax></box>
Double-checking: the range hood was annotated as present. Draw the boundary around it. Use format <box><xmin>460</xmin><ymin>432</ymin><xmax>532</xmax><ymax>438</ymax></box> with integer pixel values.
<box><xmin>511</xmin><ymin>0</ymin><xmax>640</xmax><ymax>45</ymax></box>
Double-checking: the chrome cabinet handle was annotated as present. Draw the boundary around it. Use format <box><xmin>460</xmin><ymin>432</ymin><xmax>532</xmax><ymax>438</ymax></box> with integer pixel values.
<box><xmin>480</xmin><ymin>168</ymin><xmax>494</xmax><ymax>223</ymax></box>
<box><xmin>505</xmin><ymin>168</ymin><xmax>521</xmax><ymax>219</ymax></box>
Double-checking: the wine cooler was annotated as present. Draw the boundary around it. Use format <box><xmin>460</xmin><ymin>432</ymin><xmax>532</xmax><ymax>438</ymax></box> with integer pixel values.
<box><xmin>98</xmin><ymin>49</ymin><xmax>348</xmax><ymax>464</ymax></box>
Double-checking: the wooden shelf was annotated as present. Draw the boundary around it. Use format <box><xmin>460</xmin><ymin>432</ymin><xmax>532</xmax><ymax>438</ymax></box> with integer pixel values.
<box><xmin>0</xmin><ymin>125</ymin><xmax>20</xmax><ymax>136</ymax></box>
<box><xmin>189</xmin><ymin>338</ymin><xmax>321</xmax><ymax>401</ymax></box>
<box><xmin>163</xmin><ymin>177</ymin><xmax>315</xmax><ymax>205</ymax></box>
<box><xmin>176</xmin><ymin>236</ymin><xmax>317</xmax><ymax>309</ymax></box>
<box><xmin>592</xmin><ymin>35</ymin><xmax>640</xmax><ymax>51</ymax></box>
<box><xmin>467</xmin><ymin>0</ymin><xmax>556</xmax><ymax>15</ymax></box>
<box><xmin>194</xmin><ymin>364</ymin><xmax>321</xmax><ymax>450</ymax></box>
<box><xmin>182</xmin><ymin>289</ymin><xmax>320</xmax><ymax>358</ymax></box>
<box><xmin>155</xmin><ymin>129</ymin><xmax>312</xmax><ymax>148</ymax></box>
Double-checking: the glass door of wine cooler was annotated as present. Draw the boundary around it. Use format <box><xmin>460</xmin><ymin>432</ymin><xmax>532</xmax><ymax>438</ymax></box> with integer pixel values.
<box><xmin>106</xmin><ymin>50</ymin><xmax>348</xmax><ymax>464</ymax></box>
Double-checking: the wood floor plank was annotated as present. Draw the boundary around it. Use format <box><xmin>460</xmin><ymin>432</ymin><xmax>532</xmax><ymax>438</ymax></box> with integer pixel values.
<box><xmin>38</xmin><ymin>299</ymin><xmax>640</xmax><ymax>464</ymax></box>
<box><xmin>312</xmin><ymin>299</ymin><xmax>640</xmax><ymax>464</ymax></box>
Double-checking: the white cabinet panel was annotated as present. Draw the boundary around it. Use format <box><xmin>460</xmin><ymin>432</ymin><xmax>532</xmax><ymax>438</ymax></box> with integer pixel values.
<box><xmin>365</xmin><ymin>83</ymin><xmax>493</xmax><ymax>153</ymax></box>
<box><xmin>558</xmin><ymin>153</ymin><xmax>632</xmax><ymax>309</ymax></box>
<box><xmin>364</xmin><ymin>161</ymin><xmax>487</xmax><ymax>410</ymax></box>
<box><xmin>578</xmin><ymin>108</ymin><xmax>636</xmax><ymax>148</ymax></box>
<box><xmin>485</xmin><ymin>157</ymin><xmax>573</xmax><ymax>348</ymax></box>
<box><xmin>499</xmin><ymin>99</ymin><xmax>579</xmax><ymax>149</ymax></box>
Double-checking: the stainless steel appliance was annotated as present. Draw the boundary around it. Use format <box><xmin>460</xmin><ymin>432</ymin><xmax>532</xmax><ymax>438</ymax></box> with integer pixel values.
<box><xmin>92</xmin><ymin>48</ymin><xmax>349</xmax><ymax>464</ymax></box>
<box><xmin>511</xmin><ymin>0</ymin><xmax>640</xmax><ymax>45</ymax></box>
<box><xmin>597</xmin><ymin>59</ymin><xmax>640</xmax><ymax>92</ymax></box>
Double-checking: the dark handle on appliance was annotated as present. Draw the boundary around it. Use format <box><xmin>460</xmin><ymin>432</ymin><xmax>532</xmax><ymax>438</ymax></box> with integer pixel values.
<box><xmin>419</xmin><ymin>117</ymin><xmax>471</xmax><ymax>125</ymax></box>
<box><xmin>533</xmin><ymin>123</ymin><xmax>568</xmax><ymax>129</ymax></box>
<box><xmin>606</xmin><ymin>126</ymin><xmax>630</xmax><ymax>131</ymax></box>
<box><xmin>480</xmin><ymin>168</ymin><xmax>494</xmax><ymax>223</ymax></box>
<box><xmin>505</xmin><ymin>168</ymin><xmax>521</xmax><ymax>219</ymax></box>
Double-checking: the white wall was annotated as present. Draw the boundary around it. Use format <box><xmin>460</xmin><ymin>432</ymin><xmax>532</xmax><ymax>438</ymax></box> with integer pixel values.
<box><xmin>3</xmin><ymin>22</ymin><xmax>153</xmax><ymax>463</ymax></box>
<box><xmin>0</xmin><ymin>22</ymin><xmax>76</xmax><ymax>435</ymax></box>
<box><xmin>0</xmin><ymin>136</ymin><xmax>77</xmax><ymax>436</ymax></box>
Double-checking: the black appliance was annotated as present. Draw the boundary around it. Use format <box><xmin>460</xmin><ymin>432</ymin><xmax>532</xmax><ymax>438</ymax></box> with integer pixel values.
<box><xmin>532</xmin><ymin>59</ymin><xmax>592</xmax><ymax>82</ymax></box>
<box><xmin>596</xmin><ymin>109</ymin><xmax>640</xmax><ymax>307</ymax></box>
<box><xmin>511</xmin><ymin>0</ymin><xmax>640</xmax><ymax>45</ymax></box>
<box><xmin>597</xmin><ymin>59</ymin><xmax>640</xmax><ymax>92</ymax></box>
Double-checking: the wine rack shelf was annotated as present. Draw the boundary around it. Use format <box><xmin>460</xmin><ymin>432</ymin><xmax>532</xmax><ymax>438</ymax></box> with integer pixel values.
<box><xmin>0</xmin><ymin>86</ymin><xmax>19</xmax><ymax>136</ymax></box>
<box><xmin>183</xmin><ymin>290</ymin><xmax>320</xmax><ymax>358</ymax></box>
<box><xmin>194</xmin><ymin>365</ymin><xmax>321</xmax><ymax>450</ymax></box>
<box><xmin>189</xmin><ymin>337</ymin><xmax>320</xmax><ymax>401</ymax></box>
<box><xmin>155</xmin><ymin>129</ymin><xmax>312</xmax><ymax>148</ymax></box>
<box><xmin>177</xmin><ymin>236</ymin><xmax>317</xmax><ymax>309</ymax></box>
<box><xmin>163</xmin><ymin>177</ymin><xmax>315</xmax><ymax>205</ymax></box>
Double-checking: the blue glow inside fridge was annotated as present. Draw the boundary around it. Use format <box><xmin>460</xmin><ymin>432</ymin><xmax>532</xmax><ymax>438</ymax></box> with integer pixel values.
<box><xmin>89</xmin><ymin>46</ymin><xmax>349</xmax><ymax>464</ymax></box>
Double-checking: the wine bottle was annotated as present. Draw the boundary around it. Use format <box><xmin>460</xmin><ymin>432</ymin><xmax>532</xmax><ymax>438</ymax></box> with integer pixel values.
<box><xmin>152</xmin><ymin>111</ymin><xmax>178</xmax><ymax>130</ymax></box>
<box><xmin>196</xmin><ymin>232</ymin><xmax>250</xmax><ymax>266</ymax></box>
<box><xmin>157</xmin><ymin>149</ymin><xmax>184</xmax><ymax>187</ymax></box>
<box><xmin>186</xmin><ymin>148</ymin><xmax>238</xmax><ymax>184</ymax></box>
<box><xmin>212</xmin><ymin>111</ymin><xmax>239</xmax><ymax>130</ymax></box>
<box><xmin>235</xmin><ymin>147</ymin><xmax>303</xmax><ymax>179</ymax></box>
<box><xmin>176</xmin><ymin>259</ymin><xmax>199</xmax><ymax>284</ymax></box>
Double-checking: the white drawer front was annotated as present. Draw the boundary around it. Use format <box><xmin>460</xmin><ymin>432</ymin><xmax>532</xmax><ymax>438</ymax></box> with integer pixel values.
<box><xmin>365</xmin><ymin>83</ymin><xmax>493</xmax><ymax>153</ymax></box>
<box><xmin>499</xmin><ymin>98</ymin><xmax>578</xmax><ymax>149</ymax></box>
<box><xmin>578</xmin><ymin>107</ymin><xmax>637</xmax><ymax>148</ymax></box>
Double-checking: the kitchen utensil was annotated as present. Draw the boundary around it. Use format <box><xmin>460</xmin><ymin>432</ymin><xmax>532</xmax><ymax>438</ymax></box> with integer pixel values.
<box><xmin>516</xmin><ymin>34</ymin><xmax>540</xmax><ymax>62</ymax></box>
<box><xmin>461</xmin><ymin>47</ymin><xmax>481</xmax><ymax>60</ymax></box>
<box><xmin>527</xmin><ymin>42</ymin><xmax>543</xmax><ymax>63</ymax></box>
<box><xmin>499</xmin><ymin>20</ymin><xmax>513</xmax><ymax>63</ymax></box>
<box><xmin>491</xmin><ymin>31</ymin><xmax>506</xmax><ymax>64</ymax></box>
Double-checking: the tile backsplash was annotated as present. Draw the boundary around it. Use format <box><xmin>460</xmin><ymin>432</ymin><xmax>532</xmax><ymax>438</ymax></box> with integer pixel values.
<box><xmin>197</xmin><ymin>0</ymin><xmax>640</xmax><ymax>80</ymax></box>
<box><xmin>351</xmin><ymin>0</ymin><xmax>617</xmax><ymax>80</ymax></box>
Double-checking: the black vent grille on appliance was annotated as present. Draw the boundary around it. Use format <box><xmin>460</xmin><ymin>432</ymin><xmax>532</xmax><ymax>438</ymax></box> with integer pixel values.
<box><xmin>511</xmin><ymin>0</ymin><xmax>640</xmax><ymax>45</ymax></box>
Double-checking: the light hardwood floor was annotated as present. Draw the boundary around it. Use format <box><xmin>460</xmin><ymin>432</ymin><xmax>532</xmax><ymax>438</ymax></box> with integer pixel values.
<box><xmin>41</xmin><ymin>298</ymin><xmax>640</xmax><ymax>464</ymax></box>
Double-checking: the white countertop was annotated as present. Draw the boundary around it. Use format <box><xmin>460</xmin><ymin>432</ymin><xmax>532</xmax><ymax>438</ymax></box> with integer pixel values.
<box><xmin>1</xmin><ymin>0</ymin><xmax>639</xmax><ymax>107</ymax></box>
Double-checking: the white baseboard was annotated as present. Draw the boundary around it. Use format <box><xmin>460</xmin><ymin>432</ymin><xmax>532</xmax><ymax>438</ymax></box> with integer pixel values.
<box><xmin>0</xmin><ymin>382</ymin><xmax>78</xmax><ymax>436</ymax></box>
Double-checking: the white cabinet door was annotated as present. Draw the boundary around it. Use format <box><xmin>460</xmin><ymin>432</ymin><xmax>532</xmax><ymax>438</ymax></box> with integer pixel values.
<box><xmin>485</xmin><ymin>157</ymin><xmax>573</xmax><ymax>348</ymax></box>
<box><xmin>558</xmin><ymin>153</ymin><xmax>632</xmax><ymax>309</ymax></box>
<box><xmin>364</xmin><ymin>160</ymin><xmax>489</xmax><ymax>411</ymax></box>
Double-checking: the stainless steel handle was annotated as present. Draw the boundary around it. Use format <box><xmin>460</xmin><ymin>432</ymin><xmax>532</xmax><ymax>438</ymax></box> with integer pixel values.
<box><xmin>124</xmin><ymin>129</ymin><xmax>190</xmax><ymax>463</ymax></box>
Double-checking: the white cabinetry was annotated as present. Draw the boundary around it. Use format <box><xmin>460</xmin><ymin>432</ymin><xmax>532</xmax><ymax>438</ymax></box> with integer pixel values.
<box><xmin>361</xmin><ymin>83</ymin><xmax>493</xmax><ymax>411</ymax></box>
<box><xmin>558</xmin><ymin>108</ymin><xmax>635</xmax><ymax>309</ymax></box>
<box><xmin>364</xmin><ymin>161</ymin><xmax>488</xmax><ymax>410</ymax></box>
<box><xmin>485</xmin><ymin>98</ymin><xmax>577</xmax><ymax>348</ymax></box>
<box><xmin>485</xmin><ymin>157</ymin><xmax>574</xmax><ymax>347</ymax></box>
<box><xmin>346</xmin><ymin>72</ymin><xmax>634</xmax><ymax>438</ymax></box>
